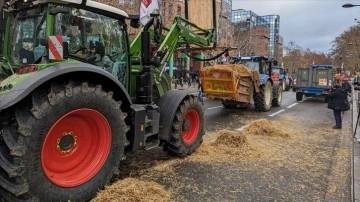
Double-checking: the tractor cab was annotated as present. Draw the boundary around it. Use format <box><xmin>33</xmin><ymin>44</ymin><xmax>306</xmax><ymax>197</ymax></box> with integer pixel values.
<box><xmin>3</xmin><ymin>1</ymin><xmax>130</xmax><ymax>84</ymax></box>
<box><xmin>240</xmin><ymin>55</ymin><xmax>269</xmax><ymax>74</ymax></box>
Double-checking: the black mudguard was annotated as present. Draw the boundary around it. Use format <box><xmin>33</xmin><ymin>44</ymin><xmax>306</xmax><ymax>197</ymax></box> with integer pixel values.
<box><xmin>0</xmin><ymin>62</ymin><xmax>132</xmax><ymax>111</ymax></box>
<box><xmin>157</xmin><ymin>88</ymin><xmax>197</xmax><ymax>141</ymax></box>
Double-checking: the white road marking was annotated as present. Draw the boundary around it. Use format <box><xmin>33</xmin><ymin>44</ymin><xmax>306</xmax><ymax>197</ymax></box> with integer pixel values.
<box><xmin>205</xmin><ymin>105</ymin><xmax>224</xmax><ymax>111</ymax></box>
<box><xmin>268</xmin><ymin>109</ymin><xmax>285</xmax><ymax>117</ymax></box>
<box><xmin>287</xmin><ymin>103</ymin><xmax>298</xmax><ymax>108</ymax></box>
<box><xmin>206</xmin><ymin>101</ymin><xmax>300</xmax><ymax>117</ymax></box>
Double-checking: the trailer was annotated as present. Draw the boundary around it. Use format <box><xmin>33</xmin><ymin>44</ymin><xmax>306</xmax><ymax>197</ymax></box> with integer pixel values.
<box><xmin>293</xmin><ymin>65</ymin><xmax>335</xmax><ymax>102</ymax></box>
<box><xmin>200</xmin><ymin>56</ymin><xmax>282</xmax><ymax>111</ymax></box>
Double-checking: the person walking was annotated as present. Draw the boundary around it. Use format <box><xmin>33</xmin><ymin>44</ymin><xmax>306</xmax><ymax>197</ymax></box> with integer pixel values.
<box><xmin>179</xmin><ymin>75</ymin><xmax>184</xmax><ymax>89</ymax></box>
<box><xmin>197</xmin><ymin>78</ymin><xmax>204</xmax><ymax>105</ymax></box>
<box><xmin>341</xmin><ymin>77</ymin><xmax>352</xmax><ymax>94</ymax></box>
<box><xmin>327</xmin><ymin>84</ymin><xmax>348</xmax><ymax>129</ymax></box>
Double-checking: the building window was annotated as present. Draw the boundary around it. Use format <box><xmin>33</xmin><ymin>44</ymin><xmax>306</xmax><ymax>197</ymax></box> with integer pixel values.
<box><xmin>119</xmin><ymin>0</ymin><xmax>124</xmax><ymax>6</ymax></box>
<box><xmin>130</xmin><ymin>0</ymin><xmax>135</xmax><ymax>7</ymax></box>
<box><xmin>177</xmin><ymin>6</ymin><xmax>181</xmax><ymax>16</ymax></box>
<box><xmin>169</xmin><ymin>4</ymin><xmax>173</xmax><ymax>17</ymax></box>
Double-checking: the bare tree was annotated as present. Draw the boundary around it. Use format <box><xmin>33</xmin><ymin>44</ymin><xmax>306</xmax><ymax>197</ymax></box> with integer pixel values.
<box><xmin>282</xmin><ymin>41</ymin><xmax>332</xmax><ymax>75</ymax></box>
<box><xmin>331</xmin><ymin>24</ymin><xmax>360</xmax><ymax>73</ymax></box>
<box><xmin>232</xmin><ymin>25</ymin><xmax>254</xmax><ymax>56</ymax></box>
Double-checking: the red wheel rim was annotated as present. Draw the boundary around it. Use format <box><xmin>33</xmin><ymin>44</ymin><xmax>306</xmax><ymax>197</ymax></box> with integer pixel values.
<box><xmin>41</xmin><ymin>108</ymin><xmax>111</xmax><ymax>187</ymax></box>
<box><xmin>182</xmin><ymin>109</ymin><xmax>200</xmax><ymax>144</ymax></box>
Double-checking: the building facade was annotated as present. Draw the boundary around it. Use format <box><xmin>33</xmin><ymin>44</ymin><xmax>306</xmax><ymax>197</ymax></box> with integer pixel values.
<box><xmin>230</xmin><ymin>9</ymin><xmax>282</xmax><ymax>59</ymax></box>
<box><xmin>0</xmin><ymin>0</ymin><xmax>283</xmax><ymax>74</ymax></box>
<box><xmin>257</xmin><ymin>15</ymin><xmax>281</xmax><ymax>59</ymax></box>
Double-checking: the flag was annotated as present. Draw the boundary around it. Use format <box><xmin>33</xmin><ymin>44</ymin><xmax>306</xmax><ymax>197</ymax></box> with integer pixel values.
<box><xmin>140</xmin><ymin>0</ymin><xmax>158</xmax><ymax>25</ymax></box>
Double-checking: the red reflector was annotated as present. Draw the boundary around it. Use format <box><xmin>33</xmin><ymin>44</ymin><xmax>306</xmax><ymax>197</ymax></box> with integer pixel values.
<box><xmin>16</xmin><ymin>65</ymin><xmax>38</xmax><ymax>74</ymax></box>
<box><xmin>271</xmin><ymin>73</ymin><xmax>279</xmax><ymax>81</ymax></box>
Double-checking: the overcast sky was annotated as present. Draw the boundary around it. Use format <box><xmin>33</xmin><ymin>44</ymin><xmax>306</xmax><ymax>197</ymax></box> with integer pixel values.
<box><xmin>232</xmin><ymin>0</ymin><xmax>360</xmax><ymax>54</ymax></box>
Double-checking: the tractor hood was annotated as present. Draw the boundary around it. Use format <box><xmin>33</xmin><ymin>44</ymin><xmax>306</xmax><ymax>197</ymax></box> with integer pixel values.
<box><xmin>0</xmin><ymin>62</ymin><xmax>132</xmax><ymax>112</ymax></box>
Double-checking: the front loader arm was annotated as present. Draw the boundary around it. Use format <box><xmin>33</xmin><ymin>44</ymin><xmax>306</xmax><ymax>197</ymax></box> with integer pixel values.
<box><xmin>129</xmin><ymin>16</ymin><xmax>216</xmax><ymax>67</ymax></box>
<box><xmin>157</xmin><ymin>16</ymin><xmax>216</xmax><ymax>64</ymax></box>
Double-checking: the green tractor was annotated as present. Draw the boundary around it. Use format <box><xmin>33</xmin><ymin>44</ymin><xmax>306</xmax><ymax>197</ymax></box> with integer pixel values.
<box><xmin>0</xmin><ymin>0</ymin><xmax>218</xmax><ymax>201</ymax></box>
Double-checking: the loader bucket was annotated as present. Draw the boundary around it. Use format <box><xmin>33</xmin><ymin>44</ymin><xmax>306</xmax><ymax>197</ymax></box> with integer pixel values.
<box><xmin>200</xmin><ymin>64</ymin><xmax>258</xmax><ymax>103</ymax></box>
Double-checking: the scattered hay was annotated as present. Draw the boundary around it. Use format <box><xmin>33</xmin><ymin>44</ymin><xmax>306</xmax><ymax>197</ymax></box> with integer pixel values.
<box><xmin>90</xmin><ymin>114</ymin><xmax>352</xmax><ymax>201</ymax></box>
<box><xmin>211</xmin><ymin>129</ymin><xmax>248</xmax><ymax>147</ymax></box>
<box><xmin>91</xmin><ymin>178</ymin><xmax>171</xmax><ymax>202</ymax></box>
<box><xmin>200</xmin><ymin>64</ymin><xmax>253</xmax><ymax>77</ymax></box>
<box><xmin>186</xmin><ymin>119</ymin><xmax>295</xmax><ymax>163</ymax></box>
<box><xmin>243</xmin><ymin>119</ymin><xmax>291</xmax><ymax>138</ymax></box>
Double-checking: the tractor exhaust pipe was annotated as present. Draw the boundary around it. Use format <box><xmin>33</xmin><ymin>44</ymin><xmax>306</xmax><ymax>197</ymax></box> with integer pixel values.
<box><xmin>212</xmin><ymin>0</ymin><xmax>217</xmax><ymax>47</ymax></box>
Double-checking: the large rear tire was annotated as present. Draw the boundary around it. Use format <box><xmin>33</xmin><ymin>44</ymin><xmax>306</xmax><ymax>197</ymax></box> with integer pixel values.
<box><xmin>0</xmin><ymin>81</ymin><xmax>127</xmax><ymax>202</ymax></box>
<box><xmin>254</xmin><ymin>81</ymin><xmax>273</xmax><ymax>112</ymax></box>
<box><xmin>164</xmin><ymin>96</ymin><xmax>204</xmax><ymax>157</ymax></box>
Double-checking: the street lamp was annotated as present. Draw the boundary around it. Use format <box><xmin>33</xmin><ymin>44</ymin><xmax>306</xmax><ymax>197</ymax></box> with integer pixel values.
<box><xmin>342</xmin><ymin>3</ymin><xmax>360</xmax><ymax>8</ymax></box>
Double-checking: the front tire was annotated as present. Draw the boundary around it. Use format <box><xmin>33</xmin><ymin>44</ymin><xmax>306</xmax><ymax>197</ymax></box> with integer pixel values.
<box><xmin>272</xmin><ymin>85</ymin><xmax>283</xmax><ymax>107</ymax></box>
<box><xmin>282</xmin><ymin>80</ymin><xmax>286</xmax><ymax>91</ymax></box>
<box><xmin>164</xmin><ymin>96</ymin><xmax>204</xmax><ymax>157</ymax></box>
<box><xmin>0</xmin><ymin>81</ymin><xmax>127</xmax><ymax>202</ymax></box>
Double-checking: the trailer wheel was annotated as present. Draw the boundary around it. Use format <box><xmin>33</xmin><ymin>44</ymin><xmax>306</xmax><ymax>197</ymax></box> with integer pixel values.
<box><xmin>164</xmin><ymin>96</ymin><xmax>204</xmax><ymax>157</ymax></box>
<box><xmin>324</xmin><ymin>95</ymin><xmax>329</xmax><ymax>103</ymax></box>
<box><xmin>254</xmin><ymin>81</ymin><xmax>273</xmax><ymax>111</ymax></box>
<box><xmin>222</xmin><ymin>100</ymin><xmax>238</xmax><ymax>109</ymax></box>
<box><xmin>0</xmin><ymin>81</ymin><xmax>126</xmax><ymax>202</ymax></box>
<box><xmin>296</xmin><ymin>92</ymin><xmax>303</xmax><ymax>101</ymax></box>
<box><xmin>272</xmin><ymin>84</ymin><xmax>283</xmax><ymax>107</ymax></box>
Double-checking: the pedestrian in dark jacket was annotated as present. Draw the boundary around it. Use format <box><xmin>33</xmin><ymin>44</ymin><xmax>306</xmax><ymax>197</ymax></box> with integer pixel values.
<box><xmin>328</xmin><ymin>84</ymin><xmax>348</xmax><ymax>129</ymax></box>
<box><xmin>341</xmin><ymin>79</ymin><xmax>352</xmax><ymax>94</ymax></box>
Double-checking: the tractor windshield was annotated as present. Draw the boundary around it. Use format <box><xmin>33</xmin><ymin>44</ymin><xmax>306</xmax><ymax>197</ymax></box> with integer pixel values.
<box><xmin>242</xmin><ymin>61</ymin><xmax>259</xmax><ymax>71</ymax></box>
<box><xmin>272</xmin><ymin>67</ymin><xmax>284</xmax><ymax>74</ymax></box>
<box><xmin>8</xmin><ymin>6</ymin><xmax>47</xmax><ymax>65</ymax></box>
<box><xmin>54</xmin><ymin>6</ymin><xmax>129</xmax><ymax>82</ymax></box>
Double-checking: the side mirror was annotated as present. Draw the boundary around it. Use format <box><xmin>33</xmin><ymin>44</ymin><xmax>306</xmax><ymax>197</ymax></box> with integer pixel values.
<box><xmin>130</xmin><ymin>19</ymin><xmax>141</xmax><ymax>28</ymax></box>
<box><xmin>128</xmin><ymin>15</ymin><xmax>141</xmax><ymax>28</ymax></box>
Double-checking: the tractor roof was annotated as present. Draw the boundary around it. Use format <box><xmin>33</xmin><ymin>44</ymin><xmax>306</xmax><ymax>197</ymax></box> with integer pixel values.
<box><xmin>4</xmin><ymin>0</ymin><xmax>129</xmax><ymax>18</ymax></box>
<box><xmin>311</xmin><ymin>65</ymin><xmax>333</xmax><ymax>69</ymax></box>
<box><xmin>272</xmin><ymin>66</ymin><xmax>283</xmax><ymax>69</ymax></box>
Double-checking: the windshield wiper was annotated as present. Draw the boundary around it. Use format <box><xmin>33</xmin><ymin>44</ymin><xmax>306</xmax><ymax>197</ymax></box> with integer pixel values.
<box><xmin>2</xmin><ymin>57</ymin><xmax>14</xmax><ymax>75</ymax></box>
<box><xmin>67</xmin><ymin>54</ymin><xmax>97</xmax><ymax>65</ymax></box>
<box><xmin>18</xmin><ymin>14</ymin><xmax>42</xmax><ymax>21</ymax></box>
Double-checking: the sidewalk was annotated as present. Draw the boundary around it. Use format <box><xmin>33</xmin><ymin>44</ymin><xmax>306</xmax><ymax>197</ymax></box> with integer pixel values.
<box><xmin>353</xmin><ymin>91</ymin><xmax>360</xmax><ymax>201</ymax></box>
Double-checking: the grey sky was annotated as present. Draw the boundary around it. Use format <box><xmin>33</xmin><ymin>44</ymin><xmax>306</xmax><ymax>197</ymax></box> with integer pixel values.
<box><xmin>232</xmin><ymin>0</ymin><xmax>360</xmax><ymax>54</ymax></box>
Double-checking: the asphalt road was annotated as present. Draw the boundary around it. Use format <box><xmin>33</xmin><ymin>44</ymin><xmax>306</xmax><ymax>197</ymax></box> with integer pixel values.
<box><xmin>113</xmin><ymin>90</ymin><xmax>352</xmax><ymax>202</ymax></box>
